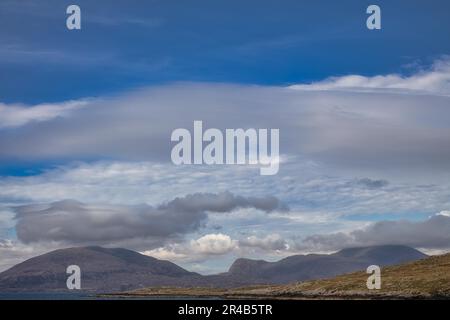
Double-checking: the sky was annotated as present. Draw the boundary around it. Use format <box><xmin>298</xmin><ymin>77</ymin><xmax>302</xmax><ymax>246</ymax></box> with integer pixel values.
<box><xmin>1</xmin><ymin>0</ymin><xmax>450</xmax><ymax>274</ymax></box>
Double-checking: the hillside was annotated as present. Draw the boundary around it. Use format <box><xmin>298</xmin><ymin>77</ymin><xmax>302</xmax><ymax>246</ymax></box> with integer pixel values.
<box><xmin>124</xmin><ymin>253</ymin><xmax>449</xmax><ymax>299</ymax></box>
<box><xmin>263</xmin><ymin>252</ymin><xmax>450</xmax><ymax>298</ymax></box>
<box><xmin>0</xmin><ymin>246</ymin><xmax>202</xmax><ymax>292</ymax></box>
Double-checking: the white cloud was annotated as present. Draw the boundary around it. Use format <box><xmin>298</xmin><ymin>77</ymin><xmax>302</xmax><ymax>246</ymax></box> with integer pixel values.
<box><xmin>141</xmin><ymin>247</ymin><xmax>188</xmax><ymax>261</ymax></box>
<box><xmin>0</xmin><ymin>239</ymin><xmax>13</xmax><ymax>248</ymax></box>
<box><xmin>190</xmin><ymin>233</ymin><xmax>238</xmax><ymax>255</ymax></box>
<box><xmin>437</xmin><ymin>210</ymin><xmax>450</xmax><ymax>217</ymax></box>
<box><xmin>0</xmin><ymin>100</ymin><xmax>89</xmax><ymax>129</ymax></box>
<box><xmin>142</xmin><ymin>233</ymin><xmax>238</xmax><ymax>262</ymax></box>
<box><xmin>290</xmin><ymin>57</ymin><xmax>450</xmax><ymax>95</ymax></box>
<box><xmin>0</xmin><ymin>240</ymin><xmax>57</xmax><ymax>272</ymax></box>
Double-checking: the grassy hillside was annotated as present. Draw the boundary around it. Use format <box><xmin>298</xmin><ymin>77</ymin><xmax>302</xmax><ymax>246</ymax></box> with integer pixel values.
<box><xmin>116</xmin><ymin>253</ymin><xmax>450</xmax><ymax>299</ymax></box>
<box><xmin>243</xmin><ymin>252</ymin><xmax>450</xmax><ymax>299</ymax></box>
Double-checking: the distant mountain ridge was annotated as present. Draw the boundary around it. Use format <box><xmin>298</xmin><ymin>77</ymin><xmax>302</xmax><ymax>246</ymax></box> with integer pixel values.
<box><xmin>0</xmin><ymin>245</ymin><xmax>427</xmax><ymax>293</ymax></box>
<box><xmin>214</xmin><ymin>245</ymin><xmax>427</xmax><ymax>284</ymax></box>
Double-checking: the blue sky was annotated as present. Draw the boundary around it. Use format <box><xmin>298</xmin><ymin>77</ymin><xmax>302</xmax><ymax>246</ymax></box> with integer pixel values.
<box><xmin>1</xmin><ymin>1</ymin><xmax>450</xmax><ymax>273</ymax></box>
<box><xmin>1</xmin><ymin>0</ymin><xmax>450</xmax><ymax>104</ymax></box>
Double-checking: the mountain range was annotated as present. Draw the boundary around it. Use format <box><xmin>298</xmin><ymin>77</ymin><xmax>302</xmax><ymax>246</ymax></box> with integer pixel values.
<box><xmin>0</xmin><ymin>245</ymin><xmax>427</xmax><ymax>293</ymax></box>
<box><xmin>123</xmin><ymin>252</ymin><xmax>450</xmax><ymax>299</ymax></box>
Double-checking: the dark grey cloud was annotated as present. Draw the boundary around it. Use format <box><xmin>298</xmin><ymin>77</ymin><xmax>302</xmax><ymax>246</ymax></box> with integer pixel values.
<box><xmin>13</xmin><ymin>192</ymin><xmax>285</xmax><ymax>246</ymax></box>
<box><xmin>299</xmin><ymin>214</ymin><xmax>450</xmax><ymax>251</ymax></box>
<box><xmin>166</xmin><ymin>191</ymin><xmax>287</xmax><ymax>214</ymax></box>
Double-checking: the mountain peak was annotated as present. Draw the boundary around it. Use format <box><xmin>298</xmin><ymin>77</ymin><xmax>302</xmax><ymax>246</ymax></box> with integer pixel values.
<box><xmin>0</xmin><ymin>246</ymin><xmax>198</xmax><ymax>292</ymax></box>
<box><xmin>227</xmin><ymin>258</ymin><xmax>269</xmax><ymax>275</ymax></box>
<box><xmin>335</xmin><ymin>245</ymin><xmax>427</xmax><ymax>264</ymax></box>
